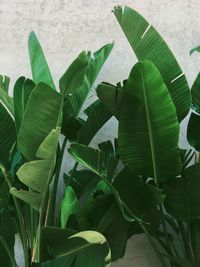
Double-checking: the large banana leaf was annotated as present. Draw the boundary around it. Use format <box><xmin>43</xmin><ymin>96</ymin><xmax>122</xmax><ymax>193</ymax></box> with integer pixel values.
<box><xmin>118</xmin><ymin>60</ymin><xmax>180</xmax><ymax>182</ymax></box>
<box><xmin>164</xmin><ymin>163</ymin><xmax>200</xmax><ymax>222</ymax></box>
<box><xmin>33</xmin><ymin>228</ymin><xmax>111</xmax><ymax>267</ymax></box>
<box><xmin>29</xmin><ymin>32</ymin><xmax>56</xmax><ymax>90</ymax></box>
<box><xmin>17</xmin><ymin>82</ymin><xmax>62</xmax><ymax>161</ymax></box>
<box><xmin>60</xmin><ymin>43</ymin><xmax>113</xmax><ymax>120</ymax></box>
<box><xmin>69</xmin><ymin>144</ymin><xmax>164</xmax><ymax>221</ymax></box>
<box><xmin>11</xmin><ymin>128</ymin><xmax>60</xmax><ymax>211</ymax></box>
<box><xmin>113</xmin><ymin>6</ymin><xmax>190</xmax><ymax>121</ymax></box>
<box><xmin>77</xmin><ymin>100</ymin><xmax>112</xmax><ymax>145</ymax></box>
<box><xmin>0</xmin><ymin>84</ymin><xmax>16</xmax><ymax>168</ymax></box>
<box><xmin>13</xmin><ymin>76</ymin><xmax>35</xmax><ymax>133</ymax></box>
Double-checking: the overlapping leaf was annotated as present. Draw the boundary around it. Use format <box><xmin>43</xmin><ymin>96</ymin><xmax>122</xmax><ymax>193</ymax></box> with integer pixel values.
<box><xmin>118</xmin><ymin>60</ymin><xmax>180</xmax><ymax>182</ymax></box>
<box><xmin>17</xmin><ymin>82</ymin><xmax>62</xmax><ymax>161</ymax></box>
<box><xmin>11</xmin><ymin>128</ymin><xmax>60</xmax><ymax>211</ymax></box>
<box><xmin>113</xmin><ymin>5</ymin><xmax>190</xmax><ymax>121</ymax></box>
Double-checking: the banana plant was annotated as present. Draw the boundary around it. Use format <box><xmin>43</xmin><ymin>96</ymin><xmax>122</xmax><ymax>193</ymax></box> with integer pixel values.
<box><xmin>0</xmin><ymin>30</ymin><xmax>113</xmax><ymax>267</ymax></box>
<box><xmin>68</xmin><ymin>5</ymin><xmax>200</xmax><ymax>267</ymax></box>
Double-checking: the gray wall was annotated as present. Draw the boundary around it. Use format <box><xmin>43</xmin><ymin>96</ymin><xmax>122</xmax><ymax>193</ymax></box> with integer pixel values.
<box><xmin>1</xmin><ymin>0</ymin><xmax>200</xmax><ymax>266</ymax></box>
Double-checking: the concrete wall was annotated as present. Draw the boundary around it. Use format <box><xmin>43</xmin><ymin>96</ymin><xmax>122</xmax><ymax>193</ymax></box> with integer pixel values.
<box><xmin>1</xmin><ymin>0</ymin><xmax>200</xmax><ymax>266</ymax></box>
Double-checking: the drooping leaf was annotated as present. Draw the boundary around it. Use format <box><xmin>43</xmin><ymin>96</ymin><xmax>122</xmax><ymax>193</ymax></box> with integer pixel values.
<box><xmin>17</xmin><ymin>82</ymin><xmax>62</xmax><ymax>161</ymax></box>
<box><xmin>164</xmin><ymin>163</ymin><xmax>200</xmax><ymax>221</ymax></box>
<box><xmin>11</xmin><ymin>128</ymin><xmax>60</xmax><ymax>211</ymax></box>
<box><xmin>33</xmin><ymin>230</ymin><xmax>111</xmax><ymax>267</ymax></box>
<box><xmin>187</xmin><ymin>112</ymin><xmax>200</xmax><ymax>151</ymax></box>
<box><xmin>113</xmin><ymin>6</ymin><xmax>190</xmax><ymax>121</ymax></box>
<box><xmin>28</xmin><ymin>31</ymin><xmax>56</xmax><ymax>90</ymax></box>
<box><xmin>60</xmin><ymin>43</ymin><xmax>113</xmax><ymax>119</ymax></box>
<box><xmin>118</xmin><ymin>60</ymin><xmax>180</xmax><ymax>182</ymax></box>
<box><xmin>69</xmin><ymin>144</ymin><xmax>163</xmax><ymax>221</ymax></box>
<box><xmin>77</xmin><ymin>100</ymin><xmax>112</xmax><ymax>145</ymax></box>
<box><xmin>0</xmin><ymin>87</ymin><xmax>16</xmax><ymax>168</ymax></box>
<box><xmin>13</xmin><ymin>76</ymin><xmax>35</xmax><ymax>132</ymax></box>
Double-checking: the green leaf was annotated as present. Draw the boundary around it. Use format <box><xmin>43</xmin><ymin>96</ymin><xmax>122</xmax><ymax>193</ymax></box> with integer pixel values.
<box><xmin>113</xmin><ymin>6</ymin><xmax>190</xmax><ymax>121</ymax></box>
<box><xmin>96</xmin><ymin>83</ymin><xmax>123</xmax><ymax>119</ymax></box>
<box><xmin>69</xmin><ymin>144</ymin><xmax>118</xmax><ymax>181</ymax></box>
<box><xmin>33</xmin><ymin>230</ymin><xmax>111</xmax><ymax>267</ymax></box>
<box><xmin>69</xmin><ymin>144</ymin><xmax>162</xmax><ymax>222</ymax></box>
<box><xmin>11</xmin><ymin>128</ymin><xmax>60</xmax><ymax>211</ymax></box>
<box><xmin>190</xmin><ymin>72</ymin><xmax>200</xmax><ymax>113</ymax></box>
<box><xmin>17</xmin><ymin>82</ymin><xmax>62</xmax><ymax>161</ymax></box>
<box><xmin>0</xmin><ymin>75</ymin><xmax>10</xmax><ymax>93</ymax></box>
<box><xmin>118</xmin><ymin>60</ymin><xmax>180</xmax><ymax>182</ymax></box>
<box><xmin>28</xmin><ymin>31</ymin><xmax>56</xmax><ymax>90</ymax></box>
<box><xmin>77</xmin><ymin>100</ymin><xmax>112</xmax><ymax>145</ymax></box>
<box><xmin>61</xmin><ymin>43</ymin><xmax>113</xmax><ymax>119</ymax></box>
<box><xmin>61</xmin><ymin>186</ymin><xmax>79</xmax><ymax>228</ymax></box>
<box><xmin>164</xmin><ymin>163</ymin><xmax>200</xmax><ymax>221</ymax></box>
<box><xmin>0</xmin><ymin>87</ymin><xmax>16</xmax><ymax>168</ymax></box>
<box><xmin>187</xmin><ymin>112</ymin><xmax>200</xmax><ymax>151</ymax></box>
<box><xmin>13</xmin><ymin>76</ymin><xmax>35</xmax><ymax>133</ymax></box>
<box><xmin>113</xmin><ymin>167</ymin><xmax>164</xmax><ymax>217</ymax></box>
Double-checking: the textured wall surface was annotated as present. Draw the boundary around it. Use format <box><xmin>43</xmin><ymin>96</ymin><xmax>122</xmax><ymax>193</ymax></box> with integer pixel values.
<box><xmin>1</xmin><ymin>0</ymin><xmax>200</xmax><ymax>266</ymax></box>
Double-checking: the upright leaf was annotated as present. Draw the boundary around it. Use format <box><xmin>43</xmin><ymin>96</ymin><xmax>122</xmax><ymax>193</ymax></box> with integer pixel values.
<box><xmin>60</xmin><ymin>43</ymin><xmax>113</xmax><ymax>119</ymax></box>
<box><xmin>13</xmin><ymin>76</ymin><xmax>35</xmax><ymax>132</ymax></box>
<box><xmin>17</xmin><ymin>82</ymin><xmax>62</xmax><ymax>161</ymax></box>
<box><xmin>29</xmin><ymin>31</ymin><xmax>56</xmax><ymax>90</ymax></box>
<box><xmin>113</xmin><ymin>6</ymin><xmax>190</xmax><ymax>121</ymax></box>
<box><xmin>118</xmin><ymin>60</ymin><xmax>180</xmax><ymax>182</ymax></box>
<box><xmin>0</xmin><ymin>87</ymin><xmax>16</xmax><ymax>168</ymax></box>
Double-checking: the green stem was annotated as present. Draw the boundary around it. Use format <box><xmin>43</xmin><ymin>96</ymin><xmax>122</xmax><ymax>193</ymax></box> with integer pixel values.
<box><xmin>3</xmin><ymin>172</ymin><xmax>29</xmax><ymax>267</ymax></box>
<box><xmin>45</xmin><ymin>137</ymin><xmax>67</xmax><ymax>226</ymax></box>
<box><xmin>0</xmin><ymin>234</ymin><xmax>19</xmax><ymax>267</ymax></box>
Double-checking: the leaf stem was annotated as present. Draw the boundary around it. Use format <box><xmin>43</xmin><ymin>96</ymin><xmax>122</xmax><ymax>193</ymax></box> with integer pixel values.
<box><xmin>45</xmin><ymin>137</ymin><xmax>67</xmax><ymax>226</ymax></box>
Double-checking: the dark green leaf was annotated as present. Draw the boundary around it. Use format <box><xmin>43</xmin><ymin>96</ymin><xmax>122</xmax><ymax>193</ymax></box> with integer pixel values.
<box><xmin>77</xmin><ymin>100</ymin><xmax>112</xmax><ymax>145</ymax></box>
<box><xmin>113</xmin><ymin>5</ymin><xmax>190</xmax><ymax>121</ymax></box>
<box><xmin>13</xmin><ymin>76</ymin><xmax>35</xmax><ymax>133</ymax></box>
<box><xmin>187</xmin><ymin>112</ymin><xmax>200</xmax><ymax>151</ymax></box>
<box><xmin>164</xmin><ymin>163</ymin><xmax>200</xmax><ymax>221</ymax></box>
<box><xmin>118</xmin><ymin>60</ymin><xmax>180</xmax><ymax>182</ymax></box>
